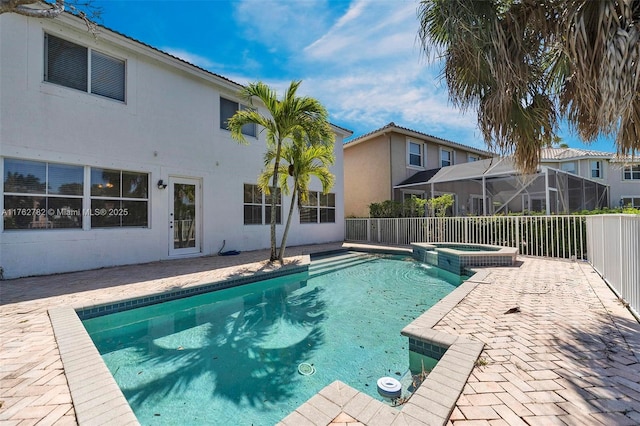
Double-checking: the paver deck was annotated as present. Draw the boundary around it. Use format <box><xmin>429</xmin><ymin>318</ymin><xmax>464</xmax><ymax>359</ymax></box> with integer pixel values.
<box><xmin>1</xmin><ymin>242</ymin><xmax>639</xmax><ymax>425</ymax></box>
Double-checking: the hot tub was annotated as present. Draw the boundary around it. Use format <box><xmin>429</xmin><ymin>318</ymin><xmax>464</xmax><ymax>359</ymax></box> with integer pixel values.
<box><xmin>412</xmin><ymin>242</ymin><xmax>518</xmax><ymax>275</ymax></box>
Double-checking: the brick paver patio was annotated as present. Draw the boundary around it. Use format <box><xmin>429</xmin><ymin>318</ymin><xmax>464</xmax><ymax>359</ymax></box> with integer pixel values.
<box><xmin>1</xmin><ymin>243</ymin><xmax>639</xmax><ymax>425</ymax></box>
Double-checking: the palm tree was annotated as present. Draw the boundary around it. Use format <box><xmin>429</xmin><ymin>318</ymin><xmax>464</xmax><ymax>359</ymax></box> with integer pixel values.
<box><xmin>258</xmin><ymin>132</ymin><xmax>335</xmax><ymax>262</ymax></box>
<box><xmin>417</xmin><ymin>0</ymin><xmax>640</xmax><ymax>173</ymax></box>
<box><xmin>227</xmin><ymin>81</ymin><xmax>333</xmax><ymax>262</ymax></box>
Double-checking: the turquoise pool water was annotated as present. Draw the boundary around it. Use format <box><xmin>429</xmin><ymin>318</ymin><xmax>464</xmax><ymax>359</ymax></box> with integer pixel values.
<box><xmin>83</xmin><ymin>253</ymin><xmax>463</xmax><ymax>425</ymax></box>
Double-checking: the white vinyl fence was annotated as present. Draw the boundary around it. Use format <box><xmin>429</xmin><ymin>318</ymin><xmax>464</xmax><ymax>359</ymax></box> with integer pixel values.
<box><xmin>345</xmin><ymin>215</ymin><xmax>639</xmax><ymax>319</ymax></box>
<box><xmin>586</xmin><ymin>215</ymin><xmax>640</xmax><ymax>319</ymax></box>
<box><xmin>346</xmin><ymin>216</ymin><xmax>587</xmax><ymax>259</ymax></box>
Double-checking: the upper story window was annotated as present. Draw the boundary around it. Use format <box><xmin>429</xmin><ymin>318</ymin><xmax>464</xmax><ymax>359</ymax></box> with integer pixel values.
<box><xmin>44</xmin><ymin>33</ymin><xmax>125</xmax><ymax>102</ymax></box>
<box><xmin>591</xmin><ymin>161</ymin><xmax>602</xmax><ymax>178</ymax></box>
<box><xmin>623</xmin><ymin>165</ymin><xmax>640</xmax><ymax>180</ymax></box>
<box><xmin>220</xmin><ymin>98</ymin><xmax>257</xmax><ymax>137</ymax></box>
<box><xmin>561</xmin><ymin>162</ymin><xmax>576</xmax><ymax>174</ymax></box>
<box><xmin>300</xmin><ymin>191</ymin><xmax>335</xmax><ymax>223</ymax></box>
<box><xmin>3</xmin><ymin>158</ymin><xmax>84</xmax><ymax>230</ymax></box>
<box><xmin>440</xmin><ymin>148</ymin><xmax>453</xmax><ymax>167</ymax></box>
<box><xmin>407</xmin><ymin>141</ymin><xmax>423</xmax><ymax>167</ymax></box>
<box><xmin>243</xmin><ymin>184</ymin><xmax>281</xmax><ymax>225</ymax></box>
<box><xmin>468</xmin><ymin>155</ymin><xmax>480</xmax><ymax>162</ymax></box>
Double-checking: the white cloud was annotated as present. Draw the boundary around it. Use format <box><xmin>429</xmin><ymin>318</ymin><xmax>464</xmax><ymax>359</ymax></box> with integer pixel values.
<box><xmin>226</xmin><ymin>0</ymin><xmax>487</xmax><ymax>149</ymax></box>
<box><xmin>304</xmin><ymin>0</ymin><xmax>418</xmax><ymax>64</ymax></box>
<box><xmin>233</xmin><ymin>0</ymin><xmax>335</xmax><ymax>52</ymax></box>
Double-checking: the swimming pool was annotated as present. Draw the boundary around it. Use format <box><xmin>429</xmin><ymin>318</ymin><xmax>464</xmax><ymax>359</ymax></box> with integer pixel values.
<box><xmin>83</xmin><ymin>252</ymin><xmax>463</xmax><ymax>425</ymax></box>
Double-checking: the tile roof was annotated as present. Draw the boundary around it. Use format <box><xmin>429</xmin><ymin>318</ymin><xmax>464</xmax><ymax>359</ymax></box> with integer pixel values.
<box><xmin>344</xmin><ymin>122</ymin><xmax>493</xmax><ymax>156</ymax></box>
<box><xmin>540</xmin><ymin>147</ymin><xmax>614</xmax><ymax>160</ymax></box>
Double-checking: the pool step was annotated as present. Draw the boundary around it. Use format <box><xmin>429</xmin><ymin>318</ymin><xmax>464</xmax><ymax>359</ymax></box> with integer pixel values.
<box><xmin>309</xmin><ymin>252</ymin><xmax>377</xmax><ymax>278</ymax></box>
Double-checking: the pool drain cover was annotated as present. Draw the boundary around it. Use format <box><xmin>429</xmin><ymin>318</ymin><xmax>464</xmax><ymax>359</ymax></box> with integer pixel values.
<box><xmin>298</xmin><ymin>363</ymin><xmax>316</xmax><ymax>376</ymax></box>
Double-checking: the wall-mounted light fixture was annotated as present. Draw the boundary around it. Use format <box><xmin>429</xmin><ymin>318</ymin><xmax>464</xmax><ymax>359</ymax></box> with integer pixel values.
<box><xmin>157</xmin><ymin>179</ymin><xmax>168</xmax><ymax>190</ymax></box>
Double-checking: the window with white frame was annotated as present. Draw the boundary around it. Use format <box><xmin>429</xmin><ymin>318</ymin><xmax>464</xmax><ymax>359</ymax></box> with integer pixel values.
<box><xmin>561</xmin><ymin>162</ymin><xmax>576</xmax><ymax>174</ymax></box>
<box><xmin>621</xmin><ymin>197</ymin><xmax>640</xmax><ymax>208</ymax></box>
<box><xmin>220</xmin><ymin>97</ymin><xmax>257</xmax><ymax>137</ymax></box>
<box><xmin>44</xmin><ymin>33</ymin><xmax>125</xmax><ymax>102</ymax></box>
<box><xmin>623</xmin><ymin>165</ymin><xmax>640</xmax><ymax>180</ymax></box>
<box><xmin>300</xmin><ymin>191</ymin><xmax>335</xmax><ymax>223</ymax></box>
<box><xmin>243</xmin><ymin>184</ymin><xmax>281</xmax><ymax>225</ymax></box>
<box><xmin>468</xmin><ymin>155</ymin><xmax>480</xmax><ymax>162</ymax></box>
<box><xmin>3</xmin><ymin>159</ymin><xmax>149</xmax><ymax>230</ymax></box>
<box><xmin>591</xmin><ymin>161</ymin><xmax>602</xmax><ymax>178</ymax></box>
<box><xmin>407</xmin><ymin>141</ymin><xmax>423</xmax><ymax>167</ymax></box>
<box><xmin>90</xmin><ymin>168</ymin><xmax>149</xmax><ymax>228</ymax></box>
<box><xmin>3</xmin><ymin>159</ymin><xmax>84</xmax><ymax>230</ymax></box>
<box><xmin>440</xmin><ymin>148</ymin><xmax>453</xmax><ymax>167</ymax></box>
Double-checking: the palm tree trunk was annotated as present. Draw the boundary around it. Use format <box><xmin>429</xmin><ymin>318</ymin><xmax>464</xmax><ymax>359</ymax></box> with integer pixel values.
<box><xmin>278</xmin><ymin>185</ymin><xmax>297</xmax><ymax>263</ymax></box>
<box><xmin>269</xmin><ymin>140</ymin><xmax>283</xmax><ymax>262</ymax></box>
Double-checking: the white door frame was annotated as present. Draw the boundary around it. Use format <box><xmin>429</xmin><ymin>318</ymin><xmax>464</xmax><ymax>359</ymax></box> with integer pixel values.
<box><xmin>168</xmin><ymin>176</ymin><xmax>202</xmax><ymax>256</ymax></box>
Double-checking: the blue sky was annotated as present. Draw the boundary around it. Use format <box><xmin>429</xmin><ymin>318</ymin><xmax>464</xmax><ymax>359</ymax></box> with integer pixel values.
<box><xmin>94</xmin><ymin>0</ymin><xmax>617</xmax><ymax>153</ymax></box>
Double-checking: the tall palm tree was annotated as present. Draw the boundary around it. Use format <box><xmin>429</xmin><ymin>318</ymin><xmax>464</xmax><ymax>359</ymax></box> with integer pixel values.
<box><xmin>418</xmin><ymin>0</ymin><xmax>640</xmax><ymax>173</ymax></box>
<box><xmin>258</xmin><ymin>132</ymin><xmax>335</xmax><ymax>262</ymax></box>
<box><xmin>227</xmin><ymin>81</ymin><xmax>333</xmax><ymax>262</ymax></box>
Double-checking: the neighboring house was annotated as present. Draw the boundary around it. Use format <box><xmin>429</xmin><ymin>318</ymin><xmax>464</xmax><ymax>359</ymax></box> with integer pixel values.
<box><xmin>343</xmin><ymin>122</ymin><xmax>492</xmax><ymax>217</ymax></box>
<box><xmin>540</xmin><ymin>147</ymin><xmax>640</xmax><ymax>209</ymax></box>
<box><xmin>0</xmin><ymin>12</ymin><xmax>351</xmax><ymax>279</ymax></box>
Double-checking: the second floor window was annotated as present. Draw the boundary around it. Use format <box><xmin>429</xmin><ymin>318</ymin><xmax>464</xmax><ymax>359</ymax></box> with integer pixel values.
<box><xmin>623</xmin><ymin>165</ymin><xmax>640</xmax><ymax>180</ymax></box>
<box><xmin>220</xmin><ymin>98</ymin><xmax>257</xmax><ymax>137</ymax></box>
<box><xmin>561</xmin><ymin>162</ymin><xmax>576</xmax><ymax>174</ymax></box>
<box><xmin>441</xmin><ymin>149</ymin><xmax>453</xmax><ymax>167</ymax></box>
<box><xmin>44</xmin><ymin>33</ymin><xmax>125</xmax><ymax>102</ymax></box>
<box><xmin>408</xmin><ymin>141</ymin><xmax>423</xmax><ymax>167</ymax></box>
<box><xmin>591</xmin><ymin>161</ymin><xmax>602</xmax><ymax>178</ymax></box>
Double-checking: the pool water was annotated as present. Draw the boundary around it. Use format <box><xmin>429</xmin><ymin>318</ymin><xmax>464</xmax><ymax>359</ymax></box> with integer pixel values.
<box><xmin>83</xmin><ymin>253</ymin><xmax>462</xmax><ymax>425</ymax></box>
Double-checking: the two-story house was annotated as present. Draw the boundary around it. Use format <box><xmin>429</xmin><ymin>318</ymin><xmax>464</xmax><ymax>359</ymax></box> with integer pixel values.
<box><xmin>540</xmin><ymin>148</ymin><xmax>640</xmax><ymax>209</ymax></box>
<box><xmin>343</xmin><ymin>122</ymin><xmax>493</xmax><ymax>217</ymax></box>
<box><xmin>0</xmin><ymin>12</ymin><xmax>351</xmax><ymax>279</ymax></box>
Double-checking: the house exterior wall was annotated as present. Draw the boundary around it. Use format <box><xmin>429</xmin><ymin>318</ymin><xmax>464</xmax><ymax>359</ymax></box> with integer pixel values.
<box><xmin>344</xmin><ymin>126</ymin><xmax>491</xmax><ymax>217</ymax></box>
<box><xmin>604</xmin><ymin>163</ymin><xmax>640</xmax><ymax>208</ymax></box>
<box><xmin>343</xmin><ymin>134</ymin><xmax>390</xmax><ymax>217</ymax></box>
<box><xmin>0</xmin><ymin>14</ymin><xmax>349</xmax><ymax>279</ymax></box>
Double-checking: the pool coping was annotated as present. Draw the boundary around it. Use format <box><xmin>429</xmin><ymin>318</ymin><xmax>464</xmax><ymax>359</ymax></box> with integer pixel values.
<box><xmin>412</xmin><ymin>242</ymin><xmax>518</xmax><ymax>260</ymax></box>
<box><xmin>49</xmin><ymin>256</ymin><xmax>312</xmax><ymax>425</ymax></box>
<box><xmin>278</xmin><ymin>269</ymin><xmax>490</xmax><ymax>426</ymax></box>
<box><xmin>49</xmin><ymin>254</ymin><xmax>487</xmax><ymax>426</ymax></box>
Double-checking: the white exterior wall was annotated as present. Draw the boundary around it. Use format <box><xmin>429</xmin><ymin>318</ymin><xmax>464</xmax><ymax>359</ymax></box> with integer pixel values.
<box><xmin>0</xmin><ymin>14</ymin><xmax>348</xmax><ymax>279</ymax></box>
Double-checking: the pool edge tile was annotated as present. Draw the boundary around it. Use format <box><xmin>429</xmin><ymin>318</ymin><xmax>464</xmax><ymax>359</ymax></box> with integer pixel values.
<box><xmin>48</xmin><ymin>306</ymin><xmax>140</xmax><ymax>426</ymax></box>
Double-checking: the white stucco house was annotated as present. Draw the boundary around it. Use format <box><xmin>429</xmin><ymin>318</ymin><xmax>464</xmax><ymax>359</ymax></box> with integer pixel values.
<box><xmin>0</xmin><ymin>12</ymin><xmax>351</xmax><ymax>279</ymax></box>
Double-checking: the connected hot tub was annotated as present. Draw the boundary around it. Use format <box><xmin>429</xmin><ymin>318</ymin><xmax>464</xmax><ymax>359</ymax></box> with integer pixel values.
<box><xmin>412</xmin><ymin>242</ymin><xmax>518</xmax><ymax>275</ymax></box>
